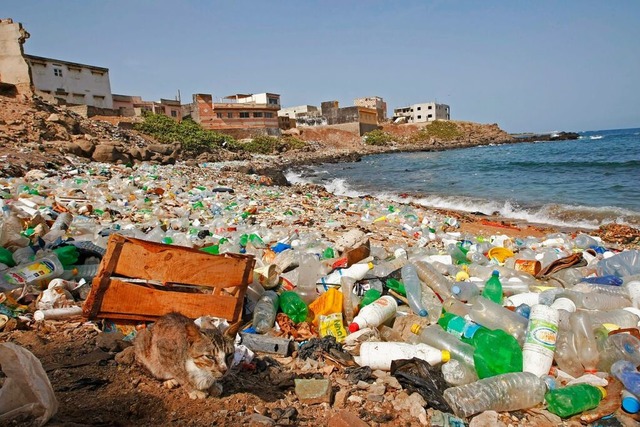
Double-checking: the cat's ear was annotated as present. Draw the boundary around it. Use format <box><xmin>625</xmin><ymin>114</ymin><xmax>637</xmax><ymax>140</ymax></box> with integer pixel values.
<box><xmin>185</xmin><ymin>322</ymin><xmax>202</xmax><ymax>343</ymax></box>
<box><xmin>224</xmin><ymin>320</ymin><xmax>243</xmax><ymax>339</ymax></box>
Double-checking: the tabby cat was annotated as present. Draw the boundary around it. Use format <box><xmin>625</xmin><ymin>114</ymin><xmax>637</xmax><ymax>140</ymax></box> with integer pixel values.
<box><xmin>134</xmin><ymin>312</ymin><xmax>237</xmax><ymax>399</ymax></box>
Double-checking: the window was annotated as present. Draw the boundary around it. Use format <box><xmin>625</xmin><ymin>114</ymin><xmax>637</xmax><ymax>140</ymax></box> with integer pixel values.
<box><xmin>417</xmin><ymin>115</ymin><xmax>422</xmax><ymax>120</ymax></box>
<box><xmin>227</xmin><ymin>112</ymin><xmax>233</xmax><ymax>118</ymax></box>
<box><xmin>268</xmin><ymin>97</ymin><xmax>279</xmax><ymax>105</ymax></box>
<box><xmin>216</xmin><ymin>113</ymin><xmax>223</xmax><ymax>118</ymax></box>
<box><xmin>239</xmin><ymin>112</ymin><xmax>250</xmax><ymax>118</ymax></box>
<box><xmin>171</xmin><ymin>110</ymin><xmax>178</xmax><ymax>117</ymax></box>
<box><xmin>253</xmin><ymin>112</ymin><xmax>263</xmax><ymax>118</ymax></box>
<box><xmin>428</xmin><ymin>114</ymin><xmax>433</xmax><ymax>118</ymax></box>
<box><xmin>428</xmin><ymin>105</ymin><xmax>433</xmax><ymax>109</ymax></box>
<box><xmin>265</xmin><ymin>112</ymin><xmax>273</xmax><ymax>118</ymax></box>
<box><xmin>54</xmin><ymin>68</ymin><xmax>63</xmax><ymax>77</ymax></box>
<box><xmin>417</xmin><ymin>106</ymin><xmax>421</xmax><ymax>111</ymax></box>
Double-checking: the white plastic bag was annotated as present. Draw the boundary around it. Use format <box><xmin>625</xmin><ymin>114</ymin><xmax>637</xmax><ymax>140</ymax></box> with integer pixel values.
<box><xmin>0</xmin><ymin>342</ymin><xmax>58</xmax><ymax>426</ymax></box>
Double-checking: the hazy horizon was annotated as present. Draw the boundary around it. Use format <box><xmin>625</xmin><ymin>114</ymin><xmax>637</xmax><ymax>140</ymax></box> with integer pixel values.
<box><xmin>4</xmin><ymin>1</ymin><xmax>639</xmax><ymax>133</ymax></box>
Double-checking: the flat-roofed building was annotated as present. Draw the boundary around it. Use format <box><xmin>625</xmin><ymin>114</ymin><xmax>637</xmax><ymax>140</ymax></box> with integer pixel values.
<box><xmin>393</xmin><ymin>102</ymin><xmax>450</xmax><ymax>123</ymax></box>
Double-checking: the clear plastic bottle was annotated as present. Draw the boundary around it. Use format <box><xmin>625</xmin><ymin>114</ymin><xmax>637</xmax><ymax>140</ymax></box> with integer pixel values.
<box><xmin>441</xmin><ymin>358</ymin><xmax>478</xmax><ymax>386</ymax></box>
<box><xmin>442</xmin><ymin>297</ymin><xmax>471</xmax><ymax>317</ymax></box>
<box><xmin>591</xmin><ymin>309</ymin><xmax>640</xmax><ymax>329</ymax></box>
<box><xmin>414</xmin><ymin>260</ymin><xmax>453</xmax><ymax>299</ymax></box>
<box><xmin>354</xmin><ymin>341</ymin><xmax>449</xmax><ymax>371</ymax></box>
<box><xmin>251</xmin><ymin>290</ymin><xmax>279</xmax><ymax>333</ymax></box>
<box><xmin>43</xmin><ymin>212</ymin><xmax>73</xmax><ymax>243</ymax></box>
<box><xmin>12</xmin><ymin>245</ymin><xmax>37</xmax><ymax>265</ymax></box>
<box><xmin>443</xmin><ymin>372</ymin><xmax>548</xmax><ymax>418</ymax></box>
<box><xmin>401</xmin><ymin>264</ymin><xmax>428</xmax><ymax>317</ymax></box>
<box><xmin>611</xmin><ymin>360</ymin><xmax>640</xmax><ymax>397</ymax></box>
<box><xmin>570</xmin><ymin>311</ymin><xmax>600</xmax><ymax>373</ymax></box>
<box><xmin>597</xmin><ymin>250</ymin><xmax>640</xmax><ymax>277</ymax></box>
<box><xmin>596</xmin><ymin>333</ymin><xmax>640</xmax><ymax>373</ymax></box>
<box><xmin>573</xmin><ymin>234</ymin><xmax>601</xmax><ymax>250</ymax></box>
<box><xmin>295</xmin><ymin>253</ymin><xmax>322</xmax><ymax>304</ymax></box>
<box><xmin>468</xmin><ymin>296</ymin><xmax>528</xmax><ymax>344</ymax></box>
<box><xmin>411</xmin><ymin>324</ymin><xmax>476</xmax><ymax>370</ymax></box>
<box><xmin>348</xmin><ymin>295</ymin><xmax>397</xmax><ymax>332</ymax></box>
<box><xmin>580</xmin><ymin>293</ymin><xmax>631</xmax><ymax>310</ymax></box>
<box><xmin>450</xmin><ymin>281</ymin><xmax>480</xmax><ymax>303</ymax></box>
<box><xmin>372</xmin><ymin>250</ymin><xmax>408</xmax><ymax>277</ymax></box>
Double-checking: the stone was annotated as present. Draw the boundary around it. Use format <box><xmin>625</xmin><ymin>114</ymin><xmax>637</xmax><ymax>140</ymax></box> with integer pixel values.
<box><xmin>74</xmin><ymin>138</ymin><xmax>96</xmax><ymax>156</ymax></box>
<box><xmin>470</xmin><ymin>411</ymin><xmax>506</xmax><ymax>427</ymax></box>
<box><xmin>333</xmin><ymin>388</ymin><xmax>348</xmax><ymax>409</ymax></box>
<box><xmin>92</xmin><ymin>144</ymin><xmax>118</xmax><ymax>162</ymax></box>
<box><xmin>245</xmin><ymin>414</ymin><xmax>275</xmax><ymax>426</ymax></box>
<box><xmin>46</xmin><ymin>113</ymin><xmax>61</xmax><ymax>123</ymax></box>
<box><xmin>327</xmin><ymin>410</ymin><xmax>369</xmax><ymax>427</ymax></box>
<box><xmin>294</xmin><ymin>378</ymin><xmax>332</xmax><ymax>405</ymax></box>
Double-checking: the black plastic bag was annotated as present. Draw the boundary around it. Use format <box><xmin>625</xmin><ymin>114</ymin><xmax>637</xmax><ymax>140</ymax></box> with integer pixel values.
<box><xmin>390</xmin><ymin>357</ymin><xmax>452</xmax><ymax>413</ymax></box>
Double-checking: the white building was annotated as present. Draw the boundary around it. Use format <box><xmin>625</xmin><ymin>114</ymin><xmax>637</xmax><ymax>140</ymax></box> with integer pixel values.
<box><xmin>225</xmin><ymin>92</ymin><xmax>280</xmax><ymax>107</ymax></box>
<box><xmin>277</xmin><ymin>104</ymin><xmax>319</xmax><ymax>118</ymax></box>
<box><xmin>24</xmin><ymin>54</ymin><xmax>113</xmax><ymax>109</ymax></box>
<box><xmin>393</xmin><ymin>102</ymin><xmax>450</xmax><ymax>123</ymax></box>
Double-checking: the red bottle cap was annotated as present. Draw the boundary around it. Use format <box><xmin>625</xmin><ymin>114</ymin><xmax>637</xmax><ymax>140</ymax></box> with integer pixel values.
<box><xmin>348</xmin><ymin>322</ymin><xmax>360</xmax><ymax>333</ymax></box>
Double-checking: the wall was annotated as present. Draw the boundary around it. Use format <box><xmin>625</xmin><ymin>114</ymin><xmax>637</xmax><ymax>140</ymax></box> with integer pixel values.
<box><xmin>0</xmin><ymin>19</ymin><xmax>32</xmax><ymax>96</ymax></box>
<box><xmin>354</xmin><ymin>96</ymin><xmax>387</xmax><ymax>122</ymax></box>
<box><xmin>278</xmin><ymin>105</ymin><xmax>319</xmax><ymax>118</ymax></box>
<box><xmin>26</xmin><ymin>55</ymin><xmax>113</xmax><ymax>108</ymax></box>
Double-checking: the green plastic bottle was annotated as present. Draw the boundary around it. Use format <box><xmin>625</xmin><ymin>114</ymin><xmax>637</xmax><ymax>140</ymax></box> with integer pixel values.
<box><xmin>360</xmin><ymin>289</ymin><xmax>382</xmax><ymax>308</ymax></box>
<box><xmin>278</xmin><ymin>291</ymin><xmax>309</xmax><ymax>324</ymax></box>
<box><xmin>481</xmin><ymin>270</ymin><xmax>503</xmax><ymax>304</ymax></box>
<box><xmin>0</xmin><ymin>246</ymin><xmax>16</xmax><ymax>267</ymax></box>
<box><xmin>385</xmin><ymin>278</ymin><xmax>406</xmax><ymax>296</ymax></box>
<box><xmin>545</xmin><ymin>384</ymin><xmax>606</xmax><ymax>418</ymax></box>
<box><xmin>469</xmin><ymin>327</ymin><xmax>523</xmax><ymax>379</ymax></box>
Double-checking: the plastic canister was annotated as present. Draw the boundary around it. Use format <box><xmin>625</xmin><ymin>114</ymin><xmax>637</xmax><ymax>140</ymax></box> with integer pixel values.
<box><xmin>348</xmin><ymin>295</ymin><xmax>397</xmax><ymax>332</ymax></box>
<box><xmin>354</xmin><ymin>341</ymin><xmax>450</xmax><ymax>371</ymax></box>
<box><xmin>523</xmin><ymin>304</ymin><xmax>559</xmax><ymax>377</ymax></box>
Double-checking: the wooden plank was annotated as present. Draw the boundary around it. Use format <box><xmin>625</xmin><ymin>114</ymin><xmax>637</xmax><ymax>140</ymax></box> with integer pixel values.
<box><xmin>105</xmin><ymin>235</ymin><xmax>254</xmax><ymax>288</ymax></box>
<box><xmin>94</xmin><ymin>279</ymin><xmax>242</xmax><ymax>322</ymax></box>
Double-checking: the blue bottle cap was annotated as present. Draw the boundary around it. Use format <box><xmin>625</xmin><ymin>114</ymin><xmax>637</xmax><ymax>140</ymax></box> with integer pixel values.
<box><xmin>492</xmin><ymin>270</ymin><xmax>500</xmax><ymax>276</ymax></box>
<box><xmin>622</xmin><ymin>395</ymin><xmax>640</xmax><ymax>414</ymax></box>
<box><xmin>418</xmin><ymin>309</ymin><xmax>428</xmax><ymax>317</ymax></box>
<box><xmin>451</xmin><ymin>285</ymin><xmax>461</xmax><ymax>295</ymax></box>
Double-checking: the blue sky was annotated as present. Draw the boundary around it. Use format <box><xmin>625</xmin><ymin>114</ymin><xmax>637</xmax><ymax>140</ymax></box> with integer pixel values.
<box><xmin>4</xmin><ymin>1</ymin><xmax>640</xmax><ymax>133</ymax></box>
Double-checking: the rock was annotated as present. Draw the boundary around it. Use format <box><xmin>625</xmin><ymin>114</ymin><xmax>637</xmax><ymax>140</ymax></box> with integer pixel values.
<box><xmin>327</xmin><ymin>410</ymin><xmax>369</xmax><ymax>427</ymax></box>
<box><xmin>46</xmin><ymin>113</ymin><xmax>61</xmax><ymax>123</ymax></box>
<box><xmin>148</xmin><ymin>143</ymin><xmax>179</xmax><ymax>155</ymax></box>
<box><xmin>470</xmin><ymin>410</ymin><xmax>506</xmax><ymax>427</ymax></box>
<box><xmin>92</xmin><ymin>144</ymin><xmax>118</xmax><ymax>162</ymax></box>
<box><xmin>74</xmin><ymin>138</ymin><xmax>96</xmax><ymax>156</ymax></box>
<box><xmin>333</xmin><ymin>388</ymin><xmax>349</xmax><ymax>409</ymax></box>
<box><xmin>56</xmin><ymin>141</ymin><xmax>85</xmax><ymax>156</ymax></box>
<box><xmin>114</xmin><ymin>346</ymin><xmax>135</xmax><ymax>365</ymax></box>
<box><xmin>245</xmin><ymin>413</ymin><xmax>275</xmax><ymax>426</ymax></box>
<box><xmin>294</xmin><ymin>378</ymin><xmax>332</xmax><ymax>404</ymax></box>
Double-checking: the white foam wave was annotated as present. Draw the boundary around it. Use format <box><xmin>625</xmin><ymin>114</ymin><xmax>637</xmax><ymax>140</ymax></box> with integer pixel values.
<box><xmin>590</xmin><ymin>135</ymin><xmax>604</xmax><ymax>140</ymax></box>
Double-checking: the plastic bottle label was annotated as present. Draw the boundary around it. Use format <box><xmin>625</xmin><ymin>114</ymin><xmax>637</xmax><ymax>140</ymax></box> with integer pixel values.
<box><xmin>525</xmin><ymin>318</ymin><xmax>558</xmax><ymax>352</ymax></box>
<box><xmin>4</xmin><ymin>259</ymin><xmax>57</xmax><ymax>285</ymax></box>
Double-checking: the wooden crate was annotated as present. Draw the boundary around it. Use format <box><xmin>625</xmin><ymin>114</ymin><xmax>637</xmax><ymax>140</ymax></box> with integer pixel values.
<box><xmin>83</xmin><ymin>234</ymin><xmax>255</xmax><ymax>323</ymax></box>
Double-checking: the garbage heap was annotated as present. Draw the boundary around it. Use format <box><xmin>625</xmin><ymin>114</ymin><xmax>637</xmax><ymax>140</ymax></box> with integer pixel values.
<box><xmin>1</xmin><ymin>160</ymin><xmax>640</xmax><ymax>425</ymax></box>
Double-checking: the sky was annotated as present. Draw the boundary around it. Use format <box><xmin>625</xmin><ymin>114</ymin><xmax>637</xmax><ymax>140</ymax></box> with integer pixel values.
<box><xmin>4</xmin><ymin>1</ymin><xmax>640</xmax><ymax>133</ymax></box>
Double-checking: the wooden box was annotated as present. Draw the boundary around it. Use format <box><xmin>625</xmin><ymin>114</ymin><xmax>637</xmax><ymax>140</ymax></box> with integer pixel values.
<box><xmin>83</xmin><ymin>234</ymin><xmax>255</xmax><ymax>323</ymax></box>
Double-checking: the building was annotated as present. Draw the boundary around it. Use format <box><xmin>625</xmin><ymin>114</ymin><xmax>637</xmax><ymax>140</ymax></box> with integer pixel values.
<box><xmin>354</xmin><ymin>96</ymin><xmax>387</xmax><ymax>123</ymax></box>
<box><xmin>319</xmin><ymin>100</ymin><xmax>379</xmax><ymax>136</ymax></box>
<box><xmin>0</xmin><ymin>18</ymin><xmax>32</xmax><ymax>96</ymax></box>
<box><xmin>112</xmin><ymin>94</ymin><xmax>182</xmax><ymax>121</ymax></box>
<box><xmin>278</xmin><ymin>105</ymin><xmax>319</xmax><ymax>119</ymax></box>
<box><xmin>24</xmin><ymin>54</ymin><xmax>113</xmax><ymax>109</ymax></box>
<box><xmin>189</xmin><ymin>92</ymin><xmax>281</xmax><ymax>138</ymax></box>
<box><xmin>393</xmin><ymin>102</ymin><xmax>450</xmax><ymax>123</ymax></box>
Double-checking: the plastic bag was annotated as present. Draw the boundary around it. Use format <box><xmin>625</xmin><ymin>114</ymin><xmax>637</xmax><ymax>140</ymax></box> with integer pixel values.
<box><xmin>0</xmin><ymin>342</ymin><xmax>58</xmax><ymax>426</ymax></box>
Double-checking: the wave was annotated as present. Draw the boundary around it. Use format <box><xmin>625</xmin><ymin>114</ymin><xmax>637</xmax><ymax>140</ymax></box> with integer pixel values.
<box><xmin>590</xmin><ymin>135</ymin><xmax>604</xmax><ymax>140</ymax></box>
<box><xmin>284</xmin><ymin>168</ymin><xmax>640</xmax><ymax>230</ymax></box>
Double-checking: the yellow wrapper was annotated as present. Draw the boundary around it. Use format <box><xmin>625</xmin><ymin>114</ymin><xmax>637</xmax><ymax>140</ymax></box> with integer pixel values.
<box><xmin>319</xmin><ymin>312</ymin><xmax>347</xmax><ymax>343</ymax></box>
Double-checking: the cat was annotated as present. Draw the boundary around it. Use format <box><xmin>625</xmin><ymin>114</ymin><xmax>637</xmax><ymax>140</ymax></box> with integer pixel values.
<box><xmin>134</xmin><ymin>312</ymin><xmax>238</xmax><ymax>399</ymax></box>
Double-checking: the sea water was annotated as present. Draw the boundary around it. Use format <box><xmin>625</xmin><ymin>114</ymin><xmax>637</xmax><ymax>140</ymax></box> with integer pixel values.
<box><xmin>286</xmin><ymin>127</ymin><xmax>640</xmax><ymax>229</ymax></box>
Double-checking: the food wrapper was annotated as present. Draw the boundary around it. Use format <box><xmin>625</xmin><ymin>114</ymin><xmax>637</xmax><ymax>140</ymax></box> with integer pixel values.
<box><xmin>318</xmin><ymin>312</ymin><xmax>347</xmax><ymax>343</ymax></box>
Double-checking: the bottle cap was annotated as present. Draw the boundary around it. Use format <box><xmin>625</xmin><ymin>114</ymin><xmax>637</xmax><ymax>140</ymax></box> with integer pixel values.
<box><xmin>348</xmin><ymin>322</ymin><xmax>360</xmax><ymax>333</ymax></box>
<box><xmin>492</xmin><ymin>270</ymin><xmax>500</xmax><ymax>276</ymax></box>
<box><xmin>550</xmin><ymin>297</ymin><xmax>576</xmax><ymax>313</ymax></box>
<box><xmin>622</xmin><ymin>393</ymin><xmax>640</xmax><ymax>413</ymax></box>
<box><xmin>410</xmin><ymin>324</ymin><xmax>422</xmax><ymax>335</ymax></box>
<box><xmin>596</xmin><ymin>386</ymin><xmax>607</xmax><ymax>399</ymax></box>
<box><xmin>455</xmin><ymin>271</ymin><xmax>469</xmax><ymax>282</ymax></box>
<box><xmin>441</xmin><ymin>350</ymin><xmax>450</xmax><ymax>363</ymax></box>
<box><xmin>451</xmin><ymin>285</ymin><xmax>461</xmax><ymax>295</ymax></box>
<box><xmin>418</xmin><ymin>309</ymin><xmax>428</xmax><ymax>317</ymax></box>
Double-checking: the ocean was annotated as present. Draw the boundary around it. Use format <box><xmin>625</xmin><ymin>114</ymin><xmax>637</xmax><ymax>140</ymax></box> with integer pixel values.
<box><xmin>286</xmin><ymin>127</ymin><xmax>640</xmax><ymax>230</ymax></box>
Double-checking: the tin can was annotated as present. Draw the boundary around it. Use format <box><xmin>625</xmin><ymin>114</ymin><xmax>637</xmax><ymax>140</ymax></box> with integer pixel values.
<box><xmin>514</xmin><ymin>259</ymin><xmax>541</xmax><ymax>276</ymax></box>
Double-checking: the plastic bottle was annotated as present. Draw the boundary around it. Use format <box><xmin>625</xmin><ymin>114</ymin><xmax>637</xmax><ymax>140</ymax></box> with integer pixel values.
<box><xmin>341</xmin><ymin>276</ymin><xmax>356</xmax><ymax>323</ymax></box>
<box><xmin>574</xmin><ymin>233</ymin><xmax>601</xmax><ymax>249</ymax></box>
<box><xmin>621</xmin><ymin>390</ymin><xmax>640</xmax><ymax>414</ymax></box>
<box><xmin>401</xmin><ymin>264</ymin><xmax>428</xmax><ymax>317</ymax></box>
<box><xmin>414</xmin><ymin>260</ymin><xmax>453</xmax><ymax>299</ymax></box>
<box><xmin>596</xmin><ymin>333</ymin><xmax>640</xmax><ymax>373</ymax></box>
<box><xmin>446</xmin><ymin>243</ymin><xmax>469</xmax><ymax>265</ymax></box>
<box><xmin>626</xmin><ymin>280</ymin><xmax>640</xmax><ymax>308</ymax></box>
<box><xmin>481</xmin><ymin>270</ymin><xmax>503</xmax><ymax>304</ymax></box>
<box><xmin>0</xmin><ymin>254</ymin><xmax>64</xmax><ymax>291</ymax></box>
<box><xmin>419</xmin><ymin>279</ymin><xmax>443</xmax><ymax>324</ymax></box>
<box><xmin>372</xmin><ymin>250</ymin><xmax>408</xmax><ymax>277</ymax></box>
<box><xmin>441</xmin><ymin>297</ymin><xmax>471</xmax><ymax>317</ymax></box>
<box><xmin>348</xmin><ymin>295</ymin><xmax>397</xmax><ymax>332</ymax></box>
<box><xmin>295</xmin><ymin>254</ymin><xmax>322</xmax><ymax>304</ymax></box>
<box><xmin>443</xmin><ymin>372</ymin><xmax>548</xmax><ymax>418</ymax></box>
<box><xmin>580</xmin><ymin>293</ymin><xmax>632</xmax><ymax>310</ymax></box>
<box><xmin>504</xmin><ymin>292</ymin><xmax>540</xmax><ymax>308</ymax></box>
<box><xmin>597</xmin><ymin>250</ymin><xmax>640</xmax><ymax>277</ymax></box>
<box><xmin>450</xmin><ymin>281</ymin><xmax>480</xmax><ymax>302</ymax></box>
<box><xmin>523</xmin><ymin>304</ymin><xmax>559</xmax><ymax>377</ymax></box>
<box><xmin>591</xmin><ymin>309</ymin><xmax>640</xmax><ymax>329</ymax></box>
<box><xmin>612</xmin><ymin>360</ymin><xmax>640</xmax><ymax>397</ymax></box>
<box><xmin>62</xmin><ymin>263</ymin><xmax>100</xmax><ymax>282</ymax></box>
<box><xmin>545</xmin><ymin>383</ymin><xmax>605</xmax><ymax>418</ymax></box>
<box><xmin>317</xmin><ymin>262</ymin><xmax>373</xmax><ymax>287</ymax></box>
<box><xmin>252</xmin><ymin>291</ymin><xmax>279</xmax><ymax>334</ymax></box>
<box><xmin>12</xmin><ymin>245</ymin><xmax>37</xmax><ymax>265</ymax></box>
<box><xmin>385</xmin><ymin>278</ymin><xmax>406</xmax><ymax>296</ymax></box>
<box><xmin>354</xmin><ymin>341</ymin><xmax>449</xmax><ymax>371</ymax></box>
<box><xmin>411</xmin><ymin>324</ymin><xmax>476</xmax><ymax>370</ymax></box>
<box><xmin>43</xmin><ymin>212</ymin><xmax>73</xmax><ymax>242</ymax></box>
<box><xmin>278</xmin><ymin>291</ymin><xmax>308</xmax><ymax>324</ymax></box>
<box><xmin>570</xmin><ymin>311</ymin><xmax>600</xmax><ymax>373</ymax></box>
<box><xmin>468</xmin><ymin>296</ymin><xmax>528</xmax><ymax>344</ymax></box>
<box><xmin>441</xmin><ymin>359</ymin><xmax>478</xmax><ymax>386</ymax></box>
<box><xmin>33</xmin><ymin>306</ymin><xmax>83</xmax><ymax>321</ymax></box>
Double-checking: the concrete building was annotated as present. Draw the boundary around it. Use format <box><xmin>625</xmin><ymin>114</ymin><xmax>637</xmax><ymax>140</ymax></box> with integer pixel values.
<box><xmin>319</xmin><ymin>100</ymin><xmax>379</xmax><ymax>136</ymax></box>
<box><xmin>0</xmin><ymin>18</ymin><xmax>32</xmax><ymax>97</ymax></box>
<box><xmin>112</xmin><ymin>94</ymin><xmax>182</xmax><ymax>120</ymax></box>
<box><xmin>393</xmin><ymin>102</ymin><xmax>450</xmax><ymax>123</ymax></box>
<box><xmin>24</xmin><ymin>54</ymin><xmax>113</xmax><ymax>109</ymax></box>
<box><xmin>278</xmin><ymin>105</ymin><xmax>320</xmax><ymax>119</ymax></box>
<box><xmin>354</xmin><ymin>96</ymin><xmax>387</xmax><ymax>123</ymax></box>
<box><xmin>189</xmin><ymin>92</ymin><xmax>281</xmax><ymax>138</ymax></box>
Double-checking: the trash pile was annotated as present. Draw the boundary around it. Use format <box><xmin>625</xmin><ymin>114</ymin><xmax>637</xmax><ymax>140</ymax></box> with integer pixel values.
<box><xmin>1</xmin><ymin>160</ymin><xmax>640</xmax><ymax>425</ymax></box>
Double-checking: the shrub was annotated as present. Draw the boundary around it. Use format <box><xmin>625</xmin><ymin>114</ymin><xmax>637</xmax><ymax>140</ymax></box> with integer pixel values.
<box><xmin>281</xmin><ymin>136</ymin><xmax>307</xmax><ymax>151</ymax></box>
<box><xmin>241</xmin><ymin>135</ymin><xmax>281</xmax><ymax>154</ymax></box>
<box><xmin>410</xmin><ymin>120</ymin><xmax>462</xmax><ymax>143</ymax></box>
<box><xmin>363</xmin><ymin>129</ymin><xmax>394</xmax><ymax>146</ymax></box>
